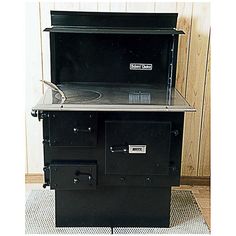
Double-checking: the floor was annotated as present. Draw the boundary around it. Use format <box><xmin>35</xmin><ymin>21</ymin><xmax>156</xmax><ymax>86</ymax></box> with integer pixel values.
<box><xmin>25</xmin><ymin>184</ymin><xmax>211</xmax><ymax>229</ymax></box>
<box><xmin>173</xmin><ymin>185</ymin><xmax>211</xmax><ymax>228</ymax></box>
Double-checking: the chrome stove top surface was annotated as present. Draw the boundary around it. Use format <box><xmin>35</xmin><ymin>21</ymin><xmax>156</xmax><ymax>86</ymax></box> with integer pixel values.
<box><xmin>33</xmin><ymin>82</ymin><xmax>195</xmax><ymax>112</ymax></box>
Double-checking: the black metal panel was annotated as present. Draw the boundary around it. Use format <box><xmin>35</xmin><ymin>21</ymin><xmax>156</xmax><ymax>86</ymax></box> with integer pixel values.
<box><xmin>55</xmin><ymin>186</ymin><xmax>171</xmax><ymax>227</ymax></box>
<box><xmin>51</xmin><ymin>11</ymin><xmax>178</xmax><ymax>28</ymax></box>
<box><xmin>41</xmin><ymin>111</ymin><xmax>184</xmax><ymax>227</ymax></box>
<box><xmin>51</xmin><ymin>33</ymin><xmax>175</xmax><ymax>86</ymax></box>
<box><xmin>48</xmin><ymin>112</ymin><xmax>97</xmax><ymax>147</ymax></box>
<box><xmin>105</xmin><ymin>121</ymin><xmax>171</xmax><ymax>175</ymax></box>
<box><xmin>42</xmin><ymin>111</ymin><xmax>184</xmax><ymax>187</ymax></box>
<box><xmin>50</xmin><ymin>163</ymin><xmax>97</xmax><ymax>190</ymax></box>
<box><xmin>48</xmin><ymin>12</ymin><xmax>181</xmax><ymax>87</ymax></box>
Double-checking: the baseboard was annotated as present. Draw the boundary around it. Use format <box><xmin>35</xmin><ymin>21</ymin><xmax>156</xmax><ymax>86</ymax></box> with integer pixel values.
<box><xmin>25</xmin><ymin>173</ymin><xmax>210</xmax><ymax>186</ymax></box>
<box><xmin>25</xmin><ymin>173</ymin><xmax>44</xmax><ymax>184</ymax></box>
<box><xmin>180</xmin><ymin>176</ymin><xmax>210</xmax><ymax>186</ymax></box>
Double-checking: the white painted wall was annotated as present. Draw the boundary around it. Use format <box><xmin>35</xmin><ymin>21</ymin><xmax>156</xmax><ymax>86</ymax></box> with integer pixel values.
<box><xmin>25</xmin><ymin>1</ymin><xmax>177</xmax><ymax>174</ymax></box>
<box><xmin>26</xmin><ymin>2</ymin><xmax>44</xmax><ymax>173</ymax></box>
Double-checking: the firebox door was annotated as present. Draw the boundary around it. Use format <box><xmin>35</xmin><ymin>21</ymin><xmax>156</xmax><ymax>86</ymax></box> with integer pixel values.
<box><xmin>105</xmin><ymin>121</ymin><xmax>171</xmax><ymax>176</ymax></box>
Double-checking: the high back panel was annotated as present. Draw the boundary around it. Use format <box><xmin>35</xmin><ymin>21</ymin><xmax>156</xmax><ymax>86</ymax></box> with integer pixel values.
<box><xmin>47</xmin><ymin>11</ymin><xmax>181</xmax><ymax>88</ymax></box>
<box><xmin>50</xmin><ymin>11</ymin><xmax>178</xmax><ymax>28</ymax></box>
<box><xmin>51</xmin><ymin>33</ymin><xmax>176</xmax><ymax>87</ymax></box>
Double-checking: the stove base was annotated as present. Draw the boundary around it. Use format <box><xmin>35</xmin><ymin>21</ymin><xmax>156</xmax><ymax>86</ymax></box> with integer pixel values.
<box><xmin>55</xmin><ymin>186</ymin><xmax>171</xmax><ymax>227</ymax></box>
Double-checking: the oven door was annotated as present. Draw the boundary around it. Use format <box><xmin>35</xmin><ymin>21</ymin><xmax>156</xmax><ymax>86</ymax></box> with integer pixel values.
<box><xmin>105</xmin><ymin>120</ymin><xmax>171</xmax><ymax>176</ymax></box>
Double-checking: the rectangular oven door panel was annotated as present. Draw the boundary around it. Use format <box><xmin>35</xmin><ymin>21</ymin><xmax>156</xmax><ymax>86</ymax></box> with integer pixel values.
<box><xmin>105</xmin><ymin>121</ymin><xmax>171</xmax><ymax>176</ymax></box>
<box><xmin>48</xmin><ymin>112</ymin><xmax>97</xmax><ymax>147</ymax></box>
<box><xmin>49</xmin><ymin>163</ymin><xmax>97</xmax><ymax>190</ymax></box>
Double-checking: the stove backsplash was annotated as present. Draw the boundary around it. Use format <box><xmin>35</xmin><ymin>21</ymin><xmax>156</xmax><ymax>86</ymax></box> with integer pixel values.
<box><xmin>50</xmin><ymin>33</ymin><xmax>178</xmax><ymax>89</ymax></box>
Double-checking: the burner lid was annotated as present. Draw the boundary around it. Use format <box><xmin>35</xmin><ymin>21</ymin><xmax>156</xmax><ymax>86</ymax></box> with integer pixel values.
<box><xmin>55</xmin><ymin>89</ymin><xmax>102</xmax><ymax>103</ymax></box>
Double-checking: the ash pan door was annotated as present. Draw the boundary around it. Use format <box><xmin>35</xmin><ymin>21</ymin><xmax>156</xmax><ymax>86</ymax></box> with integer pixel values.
<box><xmin>49</xmin><ymin>163</ymin><xmax>97</xmax><ymax>190</ymax></box>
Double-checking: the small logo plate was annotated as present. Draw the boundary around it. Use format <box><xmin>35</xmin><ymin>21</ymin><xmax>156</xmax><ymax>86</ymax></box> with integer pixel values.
<box><xmin>130</xmin><ymin>63</ymin><xmax>153</xmax><ymax>71</ymax></box>
<box><xmin>129</xmin><ymin>145</ymin><xmax>147</xmax><ymax>154</ymax></box>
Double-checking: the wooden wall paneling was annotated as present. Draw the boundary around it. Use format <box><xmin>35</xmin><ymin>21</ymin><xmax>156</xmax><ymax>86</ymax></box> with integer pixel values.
<box><xmin>154</xmin><ymin>2</ymin><xmax>176</xmax><ymax>12</ymax></box>
<box><xmin>181</xmin><ymin>3</ymin><xmax>210</xmax><ymax>176</ymax></box>
<box><xmin>110</xmin><ymin>2</ymin><xmax>126</xmax><ymax>12</ymax></box>
<box><xmin>54</xmin><ymin>2</ymin><xmax>80</xmax><ymax>11</ymax></box>
<box><xmin>25</xmin><ymin>174</ymin><xmax>44</xmax><ymax>184</ymax></box>
<box><xmin>97</xmin><ymin>2</ymin><xmax>110</xmax><ymax>11</ymax></box>
<box><xmin>198</xmin><ymin>36</ymin><xmax>211</xmax><ymax>176</ymax></box>
<box><xmin>175</xmin><ymin>2</ymin><xmax>193</xmax><ymax>96</ymax></box>
<box><xmin>79</xmin><ymin>1</ymin><xmax>98</xmax><ymax>11</ymax></box>
<box><xmin>25</xmin><ymin>2</ymin><xmax>44</xmax><ymax>173</ymax></box>
<box><xmin>39</xmin><ymin>2</ymin><xmax>55</xmax><ymax>89</ymax></box>
<box><xmin>126</xmin><ymin>2</ymin><xmax>155</xmax><ymax>12</ymax></box>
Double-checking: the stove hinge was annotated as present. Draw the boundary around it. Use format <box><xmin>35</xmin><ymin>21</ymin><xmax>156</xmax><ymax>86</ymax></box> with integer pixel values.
<box><xmin>42</xmin><ymin>166</ymin><xmax>50</xmax><ymax>188</ymax></box>
<box><xmin>31</xmin><ymin>110</ymin><xmax>49</xmax><ymax>121</ymax></box>
<box><xmin>42</xmin><ymin>139</ymin><xmax>50</xmax><ymax>145</ymax></box>
<box><xmin>169</xmin><ymin>165</ymin><xmax>179</xmax><ymax>174</ymax></box>
<box><xmin>39</xmin><ymin>111</ymin><xmax>50</xmax><ymax>121</ymax></box>
<box><xmin>171</xmin><ymin>129</ymin><xmax>179</xmax><ymax>136</ymax></box>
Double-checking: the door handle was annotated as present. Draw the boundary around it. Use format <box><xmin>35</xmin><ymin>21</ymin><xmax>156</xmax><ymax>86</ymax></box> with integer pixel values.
<box><xmin>110</xmin><ymin>145</ymin><xmax>128</xmax><ymax>153</ymax></box>
<box><xmin>73</xmin><ymin>173</ymin><xmax>92</xmax><ymax>184</ymax></box>
<box><xmin>73</xmin><ymin>127</ymin><xmax>92</xmax><ymax>133</ymax></box>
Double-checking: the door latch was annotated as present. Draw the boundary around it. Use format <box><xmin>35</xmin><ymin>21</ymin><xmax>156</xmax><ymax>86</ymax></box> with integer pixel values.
<box><xmin>73</xmin><ymin>172</ymin><xmax>93</xmax><ymax>184</ymax></box>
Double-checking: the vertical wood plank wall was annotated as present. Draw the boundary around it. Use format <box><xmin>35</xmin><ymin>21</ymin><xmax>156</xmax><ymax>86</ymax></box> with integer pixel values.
<box><xmin>25</xmin><ymin>1</ymin><xmax>211</xmax><ymax>177</ymax></box>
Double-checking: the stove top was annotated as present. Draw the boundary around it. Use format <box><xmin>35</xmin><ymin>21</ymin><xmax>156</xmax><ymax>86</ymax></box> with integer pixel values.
<box><xmin>54</xmin><ymin>88</ymin><xmax>102</xmax><ymax>103</ymax></box>
<box><xmin>33</xmin><ymin>82</ymin><xmax>195</xmax><ymax>112</ymax></box>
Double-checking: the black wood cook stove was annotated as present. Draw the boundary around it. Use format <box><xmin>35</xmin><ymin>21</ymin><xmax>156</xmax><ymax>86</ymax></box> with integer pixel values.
<box><xmin>32</xmin><ymin>11</ymin><xmax>195</xmax><ymax>228</ymax></box>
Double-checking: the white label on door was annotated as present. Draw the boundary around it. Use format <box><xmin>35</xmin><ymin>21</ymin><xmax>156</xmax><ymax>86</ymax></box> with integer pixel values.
<box><xmin>128</xmin><ymin>145</ymin><xmax>147</xmax><ymax>154</ymax></box>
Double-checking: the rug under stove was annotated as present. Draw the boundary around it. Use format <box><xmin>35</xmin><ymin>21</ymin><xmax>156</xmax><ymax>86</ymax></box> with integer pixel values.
<box><xmin>25</xmin><ymin>190</ymin><xmax>210</xmax><ymax>234</ymax></box>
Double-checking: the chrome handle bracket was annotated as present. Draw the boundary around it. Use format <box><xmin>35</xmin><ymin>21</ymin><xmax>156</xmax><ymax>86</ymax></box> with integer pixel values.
<box><xmin>40</xmin><ymin>80</ymin><xmax>66</xmax><ymax>103</ymax></box>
